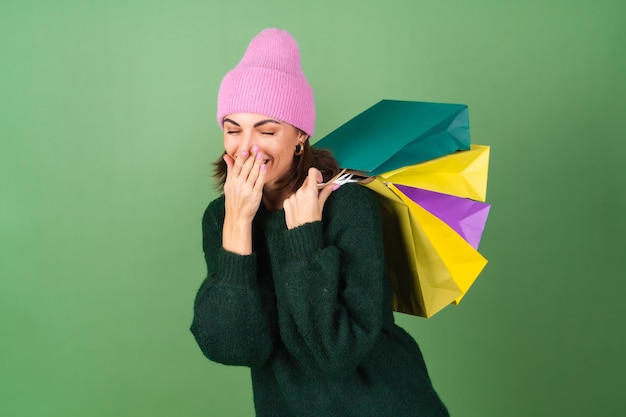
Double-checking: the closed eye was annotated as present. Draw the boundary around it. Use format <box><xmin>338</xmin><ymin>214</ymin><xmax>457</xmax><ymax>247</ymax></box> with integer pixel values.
<box><xmin>261</xmin><ymin>132</ymin><xmax>275</xmax><ymax>136</ymax></box>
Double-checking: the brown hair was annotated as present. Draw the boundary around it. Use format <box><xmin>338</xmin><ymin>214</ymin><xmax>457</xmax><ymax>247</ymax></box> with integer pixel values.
<box><xmin>212</xmin><ymin>139</ymin><xmax>340</xmax><ymax>195</ymax></box>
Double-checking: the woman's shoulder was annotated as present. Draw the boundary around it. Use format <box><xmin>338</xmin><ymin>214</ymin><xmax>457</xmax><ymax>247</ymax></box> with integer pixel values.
<box><xmin>322</xmin><ymin>183</ymin><xmax>384</xmax><ymax>242</ymax></box>
<box><xmin>207</xmin><ymin>194</ymin><xmax>225</xmax><ymax>208</ymax></box>
<box><xmin>331</xmin><ymin>182</ymin><xmax>377</xmax><ymax>201</ymax></box>
<box><xmin>202</xmin><ymin>194</ymin><xmax>226</xmax><ymax>226</ymax></box>
<box><xmin>325</xmin><ymin>182</ymin><xmax>380</xmax><ymax>216</ymax></box>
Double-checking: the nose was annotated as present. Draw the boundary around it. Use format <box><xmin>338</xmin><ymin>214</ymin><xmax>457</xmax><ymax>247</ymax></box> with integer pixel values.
<box><xmin>238</xmin><ymin>131</ymin><xmax>257</xmax><ymax>154</ymax></box>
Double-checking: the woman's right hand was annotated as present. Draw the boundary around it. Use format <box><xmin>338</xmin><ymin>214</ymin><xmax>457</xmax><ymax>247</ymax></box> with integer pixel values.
<box><xmin>221</xmin><ymin>146</ymin><xmax>266</xmax><ymax>255</ymax></box>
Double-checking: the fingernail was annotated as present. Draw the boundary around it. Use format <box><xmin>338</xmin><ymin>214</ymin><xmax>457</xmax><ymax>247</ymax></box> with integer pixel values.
<box><xmin>332</xmin><ymin>184</ymin><xmax>340</xmax><ymax>191</ymax></box>
<box><xmin>252</xmin><ymin>145</ymin><xmax>259</xmax><ymax>152</ymax></box>
<box><xmin>241</xmin><ymin>150</ymin><xmax>249</xmax><ymax>157</ymax></box>
<box><xmin>257</xmin><ymin>152</ymin><xmax>263</xmax><ymax>160</ymax></box>
<box><xmin>260</xmin><ymin>164</ymin><xmax>266</xmax><ymax>172</ymax></box>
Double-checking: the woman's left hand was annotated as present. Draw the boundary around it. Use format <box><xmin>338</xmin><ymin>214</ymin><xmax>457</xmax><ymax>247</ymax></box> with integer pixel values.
<box><xmin>284</xmin><ymin>167</ymin><xmax>337</xmax><ymax>230</ymax></box>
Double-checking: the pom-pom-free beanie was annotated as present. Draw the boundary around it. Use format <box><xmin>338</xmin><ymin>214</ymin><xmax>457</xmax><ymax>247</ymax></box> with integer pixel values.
<box><xmin>216</xmin><ymin>28</ymin><xmax>315</xmax><ymax>137</ymax></box>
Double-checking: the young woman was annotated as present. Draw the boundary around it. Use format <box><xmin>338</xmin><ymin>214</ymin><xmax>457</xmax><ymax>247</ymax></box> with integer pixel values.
<box><xmin>191</xmin><ymin>28</ymin><xmax>449</xmax><ymax>417</ymax></box>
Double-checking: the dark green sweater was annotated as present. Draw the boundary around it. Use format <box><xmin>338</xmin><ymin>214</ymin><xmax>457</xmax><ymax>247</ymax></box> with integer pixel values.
<box><xmin>191</xmin><ymin>183</ymin><xmax>449</xmax><ymax>417</ymax></box>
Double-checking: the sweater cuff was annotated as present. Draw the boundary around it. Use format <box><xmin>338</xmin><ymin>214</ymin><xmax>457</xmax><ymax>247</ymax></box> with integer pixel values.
<box><xmin>283</xmin><ymin>221</ymin><xmax>324</xmax><ymax>260</ymax></box>
<box><xmin>216</xmin><ymin>247</ymin><xmax>257</xmax><ymax>288</ymax></box>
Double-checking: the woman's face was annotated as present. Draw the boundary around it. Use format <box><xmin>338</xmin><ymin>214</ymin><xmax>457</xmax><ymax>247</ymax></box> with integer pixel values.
<box><xmin>223</xmin><ymin>113</ymin><xmax>306</xmax><ymax>188</ymax></box>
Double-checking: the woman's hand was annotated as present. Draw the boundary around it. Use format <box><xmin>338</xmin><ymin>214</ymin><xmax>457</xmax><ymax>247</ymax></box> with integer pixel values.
<box><xmin>222</xmin><ymin>147</ymin><xmax>266</xmax><ymax>254</ymax></box>
<box><xmin>284</xmin><ymin>167</ymin><xmax>337</xmax><ymax>230</ymax></box>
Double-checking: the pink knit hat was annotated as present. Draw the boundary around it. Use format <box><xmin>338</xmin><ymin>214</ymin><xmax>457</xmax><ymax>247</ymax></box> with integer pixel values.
<box><xmin>217</xmin><ymin>28</ymin><xmax>315</xmax><ymax>137</ymax></box>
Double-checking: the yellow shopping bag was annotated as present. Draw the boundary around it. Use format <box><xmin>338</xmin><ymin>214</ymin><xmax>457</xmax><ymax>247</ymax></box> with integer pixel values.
<box><xmin>365</xmin><ymin>180</ymin><xmax>487</xmax><ymax>318</ymax></box>
<box><xmin>379</xmin><ymin>145</ymin><xmax>490</xmax><ymax>202</ymax></box>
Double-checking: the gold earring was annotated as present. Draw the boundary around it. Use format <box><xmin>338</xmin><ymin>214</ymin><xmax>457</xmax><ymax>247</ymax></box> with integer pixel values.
<box><xmin>294</xmin><ymin>142</ymin><xmax>304</xmax><ymax>156</ymax></box>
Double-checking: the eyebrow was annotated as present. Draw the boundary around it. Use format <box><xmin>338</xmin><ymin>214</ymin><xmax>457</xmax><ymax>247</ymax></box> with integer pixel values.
<box><xmin>223</xmin><ymin>118</ymin><xmax>282</xmax><ymax>128</ymax></box>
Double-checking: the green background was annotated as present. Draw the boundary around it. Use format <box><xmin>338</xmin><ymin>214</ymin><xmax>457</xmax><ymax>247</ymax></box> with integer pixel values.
<box><xmin>1</xmin><ymin>0</ymin><xmax>624</xmax><ymax>416</ymax></box>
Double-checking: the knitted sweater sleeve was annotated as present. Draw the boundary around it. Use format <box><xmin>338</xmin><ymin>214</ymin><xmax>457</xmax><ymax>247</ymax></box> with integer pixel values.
<box><xmin>273</xmin><ymin>184</ymin><xmax>386</xmax><ymax>377</ymax></box>
<box><xmin>190</xmin><ymin>198</ymin><xmax>276</xmax><ymax>368</ymax></box>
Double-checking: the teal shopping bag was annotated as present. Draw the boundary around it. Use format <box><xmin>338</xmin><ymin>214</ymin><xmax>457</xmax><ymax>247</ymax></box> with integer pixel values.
<box><xmin>314</xmin><ymin>100</ymin><xmax>469</xmax><ymax>176</ymax></box>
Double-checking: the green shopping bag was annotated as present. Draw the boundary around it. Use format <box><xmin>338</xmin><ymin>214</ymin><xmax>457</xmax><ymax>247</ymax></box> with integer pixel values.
<box><xmin>314</xmin><ymin>99</ymin><xmax>469</xmax><ymax>176</ymax></box>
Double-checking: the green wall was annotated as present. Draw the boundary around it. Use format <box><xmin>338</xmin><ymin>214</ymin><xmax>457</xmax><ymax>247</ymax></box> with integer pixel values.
<box><xmin>1</xmin><ymin>1</ymin><xmax>624</xmax><ymax>416</ymax></box>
